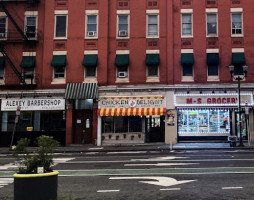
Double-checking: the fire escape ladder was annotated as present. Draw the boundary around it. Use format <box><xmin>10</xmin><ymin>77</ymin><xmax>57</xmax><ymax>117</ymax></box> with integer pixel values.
<box><xmin>0</xmin><ymin>2</ymin><xmax>29</xmax><ymax>42</ymax></box>
<box><xmin>0</xmin><ymin>45</ymin><xmax>26</xmax><ymax>85</ymax></box>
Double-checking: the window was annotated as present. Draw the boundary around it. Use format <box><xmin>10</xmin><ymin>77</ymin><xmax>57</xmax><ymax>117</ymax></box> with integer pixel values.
<box><xmin>102</xmin><ymin>116</ymin><xmax>142</xmax><ymax>133</ymax></box>
<box><xmin>147</xmin><ymin>15</ymin><xmax>158</xmax><ymax>37</ymax></box>
<box><xmin>22</xmin><ymin>68</ymin><xmax>34</xmax><ymax>84</ymax></box>
<box><xmin>118</xmin><ymin>15</ymin><xmax>129</xmax><ymax>37</ymax></box>
<box><xmin>182</xmin><ymin>13</ymin><xmax>192</xmax><ymax>36</ymax></box>
<box><xmin>25</xmin><ymin>16</ymin><xmax>37</xmax><ymax>38</ymax></box>
<box><xmin>232</xmin><ymin>13</ymin><xmax>242</xmax><ymax>35</ymax></box>
<box><xmin>0</xmin><ymin>17</ymin><xmax>7</xmax><ymax>39</ymax></box>
<box><xmin>86</xmin><ymin>15</ymin><xmax>97</xmax><ymax>38</ymax></box>
<box><xmin>182</xmin><ymin>64</ymin><xmax>193</xmax><ymax>76</ymax></box>
<box><xmin>207</xmin><ymin>13</ymin><xmax>217</xmax><ymax>35</ymax></box>
<box><xmin>54</xmin><ymin>66</ymin><xmax>65</xmax><ymax>78</ymax></box>
<box><xmin>55</xmin><ymin>15</ymin><xmax>67</xmax><ymax>38</ymax></box>
<box><xmin>86</xmin><ymin>66</ymin><xmax>96</xmax><ymax>77</ymax></box>
<box><xmin>0</xmin><ymin>67</ymin><xmax>4</xmax><ymax>79</ymax></box>
<box><xmin>147</xmin><ymin>65</ymin><xmax>158</xmax><ymax>76</ymax></box>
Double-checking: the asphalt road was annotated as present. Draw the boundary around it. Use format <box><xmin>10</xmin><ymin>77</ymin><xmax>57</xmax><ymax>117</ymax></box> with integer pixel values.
<box><xmin>1</xmin><ymin>149</ymin><xmax>254</xmax><ymax>199</ymax></box>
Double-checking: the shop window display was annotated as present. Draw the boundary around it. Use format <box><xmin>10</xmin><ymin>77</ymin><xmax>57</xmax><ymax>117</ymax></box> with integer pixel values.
<box><xmin>178</xmin><ymin>108</ymin><xmax>230</xmax><ymax>135</ymax></box>
<box><xmin>102</xmin><ymin>116</ymin><xmax>142</xmax><ymax>133</ymax></box>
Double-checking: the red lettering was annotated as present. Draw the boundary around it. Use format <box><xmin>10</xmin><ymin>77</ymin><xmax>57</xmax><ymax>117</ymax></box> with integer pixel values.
<box><xmin>207</xmin><ymin>98</ymin><xmax>211</xmax><ymax>104</ymax></box>
<box><xmin>217</xmin><ymin>98</ymin><xmax>221</xmax><ymax>104</ymax></box>
<box><xmin>197</xmin><ymin>98</ymin><xmax>202</xmax><ymax>104</ymax></box>
<box><xmin>212</xmin><ymin>98</ymin><xmax>216</xmax><ymax>104</ymax></box>
<box><xmin>186</xmin><ymin>98</ymin><xmax>192</xmax><ymax>104</ymax></box>
<box><xmin>231</xmin><ymin>98</ymin><xmax>236</xmax><ymax>103</ymax></box>
<box><xmin>227</xmin><ymin>98</ymin><xmax>230</xmax><ymax>103</ymax></box>
<box><xmin>222</xmin><ymin>98</ymin><xmax>226</xmax><ymax>103</ymax></box>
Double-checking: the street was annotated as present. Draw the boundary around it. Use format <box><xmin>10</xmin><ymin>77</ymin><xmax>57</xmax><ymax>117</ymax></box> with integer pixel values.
<box><xmin>1</xmin><ymin>149</ymin><xmax>254</xmax><ymax>199</ymax></box>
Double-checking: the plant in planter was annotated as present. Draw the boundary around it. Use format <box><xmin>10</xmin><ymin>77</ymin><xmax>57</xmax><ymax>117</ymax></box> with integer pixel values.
<box><xmin>13</xmin><ymin>135</ymin><xmax>59</xmax><ymax>200</ymax></box>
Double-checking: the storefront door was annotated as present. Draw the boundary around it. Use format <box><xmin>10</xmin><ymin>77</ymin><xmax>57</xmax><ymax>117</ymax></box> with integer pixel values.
<box><xmin>73</xmin><ymin>110</ymin><xmax>93</xmax><ymax>144</ymax></box>
<box><xmin>235</xmin><ymin>111</ymin><xmax>248</xmax><ymax>141</ymax></box>
<box><xmin>145</xmin><ymin>116</ymin><xmax>165</xmax><ymax>143</ymax></box>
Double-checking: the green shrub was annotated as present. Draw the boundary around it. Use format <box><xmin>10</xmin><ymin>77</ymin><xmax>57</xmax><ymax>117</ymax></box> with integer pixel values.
<box><xmin>13</xmin><ymin>135</ymin><xmax>59</xmax><ymax>174</ymax></box>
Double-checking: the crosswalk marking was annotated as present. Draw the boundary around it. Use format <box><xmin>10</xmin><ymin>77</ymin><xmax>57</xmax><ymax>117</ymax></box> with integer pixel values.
<box><xmin>0</xmin><ymin>178</ymin><xmax>13</xmax><ymax>189</ymax></box>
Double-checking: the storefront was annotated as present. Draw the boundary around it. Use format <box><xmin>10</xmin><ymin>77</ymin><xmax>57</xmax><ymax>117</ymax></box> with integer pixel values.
<box><xmin>174</xmin><ymin>93</ymin><xmax>253</xmax><ymax>141</ymax></box>
<box><xmin>0</xmin><ymin>98</ymin><xmax>66</xmax><ymax>146</ymax></box>
<box><xmin>97</xmin><ymin>96</ymin><xmax>166</xmax><ymax>145</ymax></box>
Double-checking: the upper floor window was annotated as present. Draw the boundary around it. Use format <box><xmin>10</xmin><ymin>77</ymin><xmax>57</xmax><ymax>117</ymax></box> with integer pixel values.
<box><xmin>0</xmin><ymin>16</ymin><xmax>7</xmax><ymax>39</ymax></box>
<box><xmin>181</xmin><ymin>13</ymin><xmax>192</xmax><ymax>37</ymax></box>
<box><xmin>231</xmin><ymin>13</ymin><xmax>242</xmax><ymax>35</ymax></box>
<box><xmin>147</xmin><ymin>14</ymin><xmax>159</xmax><ymax>37</ymax></box>
<box><xmin>25</xmin><ymin>16</ymin><xmax>37</xmax><ymax>39</ymax></box>
<box><xmin>117</xmin><ymin>15</ymin><xmax>129</xmax><ymax>38</ymax></box>
<box><xmin>54</xmin><ymin>10</ymin><xmax>68</xmax><ymax>39</ymax></box>
<box><xmin>86</xmin><ymin>15</ymin><xmax>97</xmax><ymax>38</ymax></box>
<box><xmin>207</xmin><ymin>13</ymin><xmax>217</xmax><ymax>36</ymax></box>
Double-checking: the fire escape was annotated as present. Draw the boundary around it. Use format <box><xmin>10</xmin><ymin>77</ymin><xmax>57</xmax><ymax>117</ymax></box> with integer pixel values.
<box><xmin>0</xmin><ymin>0</ymin><xmax>40</xmax><ymax>86</ymax></box>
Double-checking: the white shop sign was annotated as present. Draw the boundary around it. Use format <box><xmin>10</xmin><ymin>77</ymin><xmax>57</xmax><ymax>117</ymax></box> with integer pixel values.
<box><xmin>174</xmin><ymin>93</ymin><xmax>253</xmax><ymax>107</ymax></box>
<box><xmin>1</xmin><ymin>99</ymin><xmax>65</xmax><ymax>111</ymax></box>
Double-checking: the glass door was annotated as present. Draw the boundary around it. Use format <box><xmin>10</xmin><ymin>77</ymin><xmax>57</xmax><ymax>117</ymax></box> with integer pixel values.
<box><xmin>235</xmin><ymin>111</ymin><xmax>248</xmax><ymax>140</ymax></box>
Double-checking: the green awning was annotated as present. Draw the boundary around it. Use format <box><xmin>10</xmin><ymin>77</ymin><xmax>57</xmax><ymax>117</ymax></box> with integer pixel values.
<box><xmin>83</xmin><ymin>55</ymin><xmax>98</xmax><ymax>67</ymax></box>
<box><xmin>20</xmin><ymin>56</ymin><xmax>36</xmax><ymax>68</ymax></box>
<box><xmin>207</xmin><ymin>53</ymin><xmax>219</xmax><ymax>65</ymax></box>
<box><xmin>232</xmin><ymin>53</ymin><xmax>246</xmax><ymax>64</ymax></box>
<box><xmin>115</xmin><ymin>54</ymin><xmax>129</xmax><ymax>67</ymax></box>
<box><xmin>0</xmin><ymin>57</ymin><xmax>5</xmax><ymax>69</ymax></box>
<box><xmin>181</xmin><ymin>53</ymin><xmax>194</xmax><ymax>65</ymax></box>
<box><xmin>51</xmin><ymin>55</ymin><xmax>66</xmax><ymax>67</ymax></box>
<box><xmin>146</xmin><ymin>54</ymin><xmax>160</xmax><ymax>66</ymax></box>
<box><xmin>65</xmin><ymin>83</ymin><xmax>98</xmax><ymax>100</ymax></box>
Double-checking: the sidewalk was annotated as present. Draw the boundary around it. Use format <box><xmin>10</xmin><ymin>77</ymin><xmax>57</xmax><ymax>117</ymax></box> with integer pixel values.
<box><xmin>0</xmin><ymin>142</ymin><xmax>252</xmax><ymax>155</ymax></box>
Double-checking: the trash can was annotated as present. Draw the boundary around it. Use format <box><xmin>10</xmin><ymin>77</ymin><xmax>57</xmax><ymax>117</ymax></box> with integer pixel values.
<box><xmin>228</xmin><ymin>136</ymin><xmax>238</xmax><ymax>147</ymax></box>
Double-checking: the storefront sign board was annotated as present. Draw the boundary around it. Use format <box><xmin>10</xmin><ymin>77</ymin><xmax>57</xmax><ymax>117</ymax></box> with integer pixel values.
<box><xmin>174</xmin><ymin>93</ymin><xmax>253</xmax><ymax>107</ymax></box>
<box><xmin>99</xmin><ymin>96</ymin><xmax>166</xmax><ymax>109</ymax></box>
<box><xmin>1</xmin><ymin>99</ymin><xmax>65</xmax><ymax>111</ymax></box>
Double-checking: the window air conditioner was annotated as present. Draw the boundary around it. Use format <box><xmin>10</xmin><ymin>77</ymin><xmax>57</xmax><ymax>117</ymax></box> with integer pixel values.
<box><xmin>87</xmin><ymin>31</ymin><xmax>96</xmax><ymax>37</ymax></box>
<box><xmin>118</xmin><ymin>30</ymin><xmax>128</xmax><ymax>37</ymax></box>
<box><xmin>118</xmin><ymin>72</ymin><xmax>128</xmax><ymax>78</ymax></box>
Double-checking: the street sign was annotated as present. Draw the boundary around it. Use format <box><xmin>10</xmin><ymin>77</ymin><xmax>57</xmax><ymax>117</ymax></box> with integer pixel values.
<box><xmin>15</xmin><ymin>116</ymin><xmax>19</xmax><ymax>123</ymax></box>
<box><xmin>16</xmin><ymin>106</ymin><xmax>21</xmax><ymax>116</ymax></box>
<box><xmin>245</xmin><ymin>102</ymin><xmax>249</xmax><ymax>115</ymax></box>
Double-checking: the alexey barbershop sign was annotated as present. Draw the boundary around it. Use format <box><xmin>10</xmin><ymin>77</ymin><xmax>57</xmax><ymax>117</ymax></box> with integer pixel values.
<box><xmin>1</xmin><ymin>98</ymin><xmax>65</xmax><ymax>111</ymax></box>
<box><xmin>174</xmin><ymin>93</ymin><xmax>253</xmax><ymax>107</ymax></box>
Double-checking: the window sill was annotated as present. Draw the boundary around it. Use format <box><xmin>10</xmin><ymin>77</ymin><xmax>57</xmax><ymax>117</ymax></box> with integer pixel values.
<box><xmin>115</xmin><ymin>77</ymin><xmax>129</xmax><ymax>83</ymax></box>
<box><xmin>231</xmin><ymin>34</ymin><xmax>244</xmax><ymax>38</ymax></box>
<box><xmin>85</xmin><ymin>37</ymin><xmax>98</xmax><ymax>40</ymax></box>
<box><xmin>181</xmin><ymin>76</ymin><xmax>194</xmax><ymax>82</ymax></box>
<box><xmin>146</xmin><ymin>36</ymin><xmax>159</xmax><ymax>39</ymax></box>
<box><xmin>83</xmin><ymin>77</ymin><xmax>97</xmax><ymax>83</ymax></box>
<box><xmin>51</xmin><ymin>78</ymin><xmax>66</xmax><ymax>84</ymax></box>
<box><xmin>206</xmin><ymin>35</ymin><xmax>218</xmax><ymax>38</ymax></box>
<box><xmin>146</xmin><ymin>77</ymin><xmax>160</xmax><ymax>82</ymax></box>
<box><xmin>207</xmin><ymin>76</ymin><xmax>219</xmax><ymax>81</ymax></box>
<box><xmin>116</xmin><ymin>37</ymin><xmax>129</xmax><ymax>40</ymax></box>
<box><xmin>54</xmin><ymin>37</ymin><xmax>67</xmax><ymax>40</ymax></box>
<box><xmin>181</xmin><ymin>35</ymin><xmax>193</xmax><ymax>38</ymax></box>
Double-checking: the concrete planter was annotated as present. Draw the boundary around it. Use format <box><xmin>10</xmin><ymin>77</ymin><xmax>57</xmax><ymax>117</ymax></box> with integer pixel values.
<box><xmin>13</xmin><ymin>171</ymin><xmax>58</xmax><ymax>200</ymax></box>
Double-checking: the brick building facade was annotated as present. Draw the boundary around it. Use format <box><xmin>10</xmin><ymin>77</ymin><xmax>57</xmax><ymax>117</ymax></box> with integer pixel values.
<box><xmin>0</xmin><ymin>0</ymin><xmax>253</xmax><ymax>147</ymax></box>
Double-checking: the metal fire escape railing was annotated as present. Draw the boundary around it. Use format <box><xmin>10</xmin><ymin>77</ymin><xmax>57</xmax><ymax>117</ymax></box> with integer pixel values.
<box><xmin>0</xmin><ymin>0</ymin><xmax>40</xmax><ymax>85</ymax></box>
<box><xmin>0</xmin><ymin>45</ymin><xmax>26</xmax><ymax>84</ymax></box>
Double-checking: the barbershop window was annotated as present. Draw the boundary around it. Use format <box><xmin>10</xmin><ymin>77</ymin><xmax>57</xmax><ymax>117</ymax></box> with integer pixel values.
<box><xmin>102</xmin><ymin>116</ymin><xmax>142</xmax><ymax>133</ymax></box>
<box><xmin>1</xmin><ymin>111</ymin><xmax>65</xmax><ymax>132</ymax></box>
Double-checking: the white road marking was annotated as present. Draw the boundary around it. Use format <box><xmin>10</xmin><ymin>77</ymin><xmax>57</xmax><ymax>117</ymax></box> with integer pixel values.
<box><xmin>0</xmin><ymin>178</ymin><xmax>13</xmax><ymax>189</ymax></box>
<box><xmin>125</xmin><ymin>163</ymin><xmax>199</xmax><ymax>167</ymax></box>
<box><xmin>131</xmin><ymin>156</ymin><xmax>188</xmax><ymax>161</ymax></box>
<box><xmin>0</xmin><ymin>163</ymin><xmax>17</xmax><ymax>170</ymax></box>
<box><xmin>160</xmin><ymin>188</ymin><xmax>181</xmax><ymax>191</ymax></box>
<box><xmin>110</xmin><ymin>176</ymin><xmax>196</xmax><ymax>187</ymax></box>
<box><xmin>222</xmin><ymin>187</ymin><xmax>243</xmax><ymax>190</ymax></box>
<box><xmin>107</xmin><ymin>151</ymin><xmax>147</xmax><ymax>154</ymax></box>
<box><xmin>97</xmin><ymin>190</ymin><xmax>120</xmax><ymax>193</ymax></box>
<box><xmin>85</xmin><ymin>152</ymin><xmax>99</xmax><ymax>155</ymax></box>
<box><xmin>88</xmin><ymin>147</ymin><xmax>104</xmax><ymax>150</ymax></box>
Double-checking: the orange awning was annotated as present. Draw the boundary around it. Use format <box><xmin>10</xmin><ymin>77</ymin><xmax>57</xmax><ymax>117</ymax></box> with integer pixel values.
<box><xmin>97</xmin><ymin>108</ymin><xmax>166</xmax><ymax>116</ymax></box>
